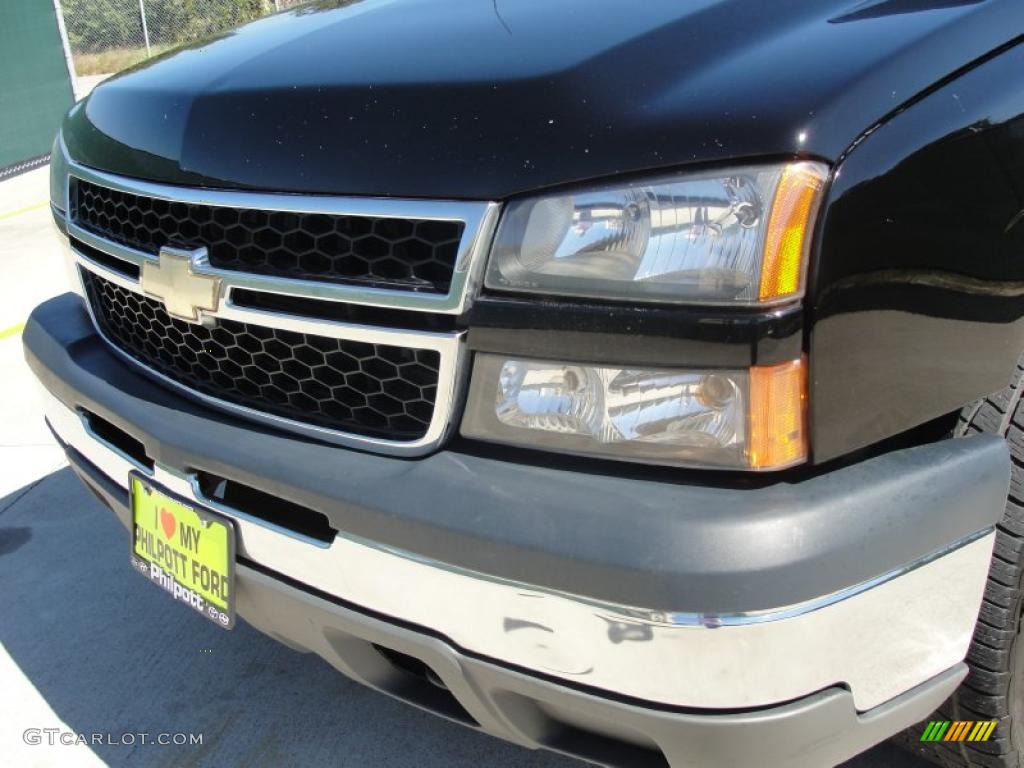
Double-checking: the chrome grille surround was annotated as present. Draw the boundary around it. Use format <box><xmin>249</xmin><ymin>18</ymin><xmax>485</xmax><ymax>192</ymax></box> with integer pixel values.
<box><xmin>61</xmin><ymin>159</ymin><xmax>501</xmax><ymax>456</ymax></box>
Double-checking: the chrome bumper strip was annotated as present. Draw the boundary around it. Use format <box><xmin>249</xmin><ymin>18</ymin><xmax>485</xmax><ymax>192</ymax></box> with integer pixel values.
<box><xmin>44</xmin><ymin>389</ymin><xmax>994</xmax><ymax>711</ymax></box>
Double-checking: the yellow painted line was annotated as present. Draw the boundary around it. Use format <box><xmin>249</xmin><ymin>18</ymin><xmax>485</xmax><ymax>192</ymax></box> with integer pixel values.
<box><xmin>0</xmin><ymin>201</ymin><xmax>48</xmax><ymax>222</ymax></box>
<box><xmin>0</xmin><ymin>322</ymin><xmax>26</xmax><ymax>340</ymax></box>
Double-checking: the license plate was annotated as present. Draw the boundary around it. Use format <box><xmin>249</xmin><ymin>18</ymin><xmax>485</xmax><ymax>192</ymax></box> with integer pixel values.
<box><xmin>129</xmin><ymin>473</ymin><xmax>236</xmax><ymax>629</ymax></box>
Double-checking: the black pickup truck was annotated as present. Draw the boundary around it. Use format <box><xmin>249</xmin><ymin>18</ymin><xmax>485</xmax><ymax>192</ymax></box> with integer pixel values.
<box><xmin>25</xmin><ymin>0</ymin><xmax>1024</xmax><ymax>766</ymax></box>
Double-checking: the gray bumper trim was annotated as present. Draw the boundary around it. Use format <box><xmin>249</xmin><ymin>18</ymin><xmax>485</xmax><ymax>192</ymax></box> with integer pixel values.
<box><xmin>51</xmin><ymin>442</ymin><xmax>976</xmax><ymax>768</ymax></box>
<box><xmin>50</xmin><ymin>396</ymin><xmax>994</xmax><ymax>711</ymax></box>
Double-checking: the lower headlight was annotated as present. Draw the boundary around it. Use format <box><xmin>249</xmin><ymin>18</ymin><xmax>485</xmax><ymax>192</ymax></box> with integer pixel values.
<box><xmin>49</xmin><ymin>130</ymin><xmax>70</xmax><ymax>214</ymax></box>
<box><xmin>461</xmin><ymin>354</ymin><xmax>806</xmax><ymax>470</ymax></box>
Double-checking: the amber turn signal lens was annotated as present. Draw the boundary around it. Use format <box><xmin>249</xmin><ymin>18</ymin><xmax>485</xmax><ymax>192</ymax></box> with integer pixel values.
<box><xmin>747</xmin><ymin>358</ymin><xmax>807</xmax><ymax>470</ymax></box>
<box><xmin>759</xmin><ymin>163</ymin><xmax>827</xmax><ymax>302</ymax></box>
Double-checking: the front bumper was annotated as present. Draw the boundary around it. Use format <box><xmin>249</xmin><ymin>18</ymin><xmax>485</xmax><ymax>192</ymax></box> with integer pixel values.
<box><xmin>26</xmin><ymin>293</ymin><xmax>1010</xmax><ymax>766</ymax></box>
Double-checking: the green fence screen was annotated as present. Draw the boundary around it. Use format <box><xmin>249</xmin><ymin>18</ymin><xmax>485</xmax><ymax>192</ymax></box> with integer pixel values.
<box><xmin>0</xmin><ymin>0</ymin><xmax>75</xmax><ymax>175</ymax></box>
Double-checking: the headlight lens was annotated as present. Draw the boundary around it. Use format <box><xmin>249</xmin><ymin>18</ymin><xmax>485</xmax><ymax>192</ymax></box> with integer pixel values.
<box><xmin>461</xmin><ymin>355</ymin><xmax>807</xmax><ymax>470</ymax></box>
<box><xmin>484</xmin><ymin>162</ymin><xmax>827</xmax><ymax>305</ymax></box>
<box><xmin>49</xmin><ymin>131</ymin><xmax>69</xmax><ymax>214</ymax></box>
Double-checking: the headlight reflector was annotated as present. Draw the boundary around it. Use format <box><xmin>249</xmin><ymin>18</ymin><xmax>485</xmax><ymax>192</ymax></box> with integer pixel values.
<box><xmin>462</xmin><ymin>355</ymin><xmax>807</xmax><ymax>470</ymax></box>
<box><xmin>484</xmin><ymin>162</ymin><xmax>827</xmax><ymax>305</ymax></box>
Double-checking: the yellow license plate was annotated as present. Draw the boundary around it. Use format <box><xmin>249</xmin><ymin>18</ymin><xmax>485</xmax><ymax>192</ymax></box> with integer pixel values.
<box><xmin>130</xmin><ymin>473</ymin><xmax>235</xmax><ymax>629</ymax></box>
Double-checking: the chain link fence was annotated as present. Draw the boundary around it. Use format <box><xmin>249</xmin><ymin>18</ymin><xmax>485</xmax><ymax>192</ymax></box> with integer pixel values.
<box><xmin>57</xmin><ymin>0</ymin><xmax>309</xmax><ymax>77</ymax></box>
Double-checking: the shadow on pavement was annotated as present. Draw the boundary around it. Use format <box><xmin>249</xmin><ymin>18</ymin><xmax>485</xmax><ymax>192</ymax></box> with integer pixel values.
<box><xmin>0</xmin><ymin>468</ymin><xmax>574</xmax><ymax>767</ymax></box>
<box><xmin>0</xmin><ymin>467</ymin><xmax>926</xmax><ymax>767</ymax></box>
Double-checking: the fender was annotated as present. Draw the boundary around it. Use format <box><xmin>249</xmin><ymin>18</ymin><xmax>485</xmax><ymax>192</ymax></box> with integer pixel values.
<box><xmin>809</xmin><ymin>42</ymin><xmax>1024</xmax><ymax>461</ymax></box>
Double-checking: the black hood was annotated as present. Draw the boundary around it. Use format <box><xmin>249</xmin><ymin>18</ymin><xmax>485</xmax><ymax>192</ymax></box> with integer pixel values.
<box><xmin>64</xmin><ymin>0</ymin><xmax>1019</xmax><ymax>199</ymax></box>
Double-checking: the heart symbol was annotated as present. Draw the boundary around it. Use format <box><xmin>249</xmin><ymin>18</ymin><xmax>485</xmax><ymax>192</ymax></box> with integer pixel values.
<box><xmin>160</xmin><ymin>508</ymin><xmax>176</xmax><ymax>540</ymax></box>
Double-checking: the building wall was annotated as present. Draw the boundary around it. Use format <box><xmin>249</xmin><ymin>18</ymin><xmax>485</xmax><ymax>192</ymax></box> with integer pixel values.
<box><xmin>0</xmin><ymin>1</ymin><xmax>74</xmax><ymax>175</ymax></box>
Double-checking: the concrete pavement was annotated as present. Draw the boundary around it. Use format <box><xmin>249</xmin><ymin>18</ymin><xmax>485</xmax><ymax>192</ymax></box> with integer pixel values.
<box><xmin>0</xmin><ymin>165</ymin><xmax>926</xmax><ymax>767</ymax></box>
<box><xmin>0</xmin><ymin>166</ymin><xmax>69</xmax><ymax>502</ymax></box>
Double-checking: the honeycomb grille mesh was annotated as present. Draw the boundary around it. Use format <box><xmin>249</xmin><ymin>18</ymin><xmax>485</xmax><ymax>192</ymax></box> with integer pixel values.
<box><xmin>82</xmin><ymin>272</ymin><xmax>440</xmax><ymax>441</ymax></box>
<box><xmin>72</xmin><ymin>179</ymin><xmax>464</xmax><ymax>294</ymax></box>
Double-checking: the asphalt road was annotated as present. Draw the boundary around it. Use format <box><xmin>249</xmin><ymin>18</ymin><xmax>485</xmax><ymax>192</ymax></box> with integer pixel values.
<box><xmin>0</xmin><ymin>167</ymin><xmax>930</xmax><ymax>767</ymax></box>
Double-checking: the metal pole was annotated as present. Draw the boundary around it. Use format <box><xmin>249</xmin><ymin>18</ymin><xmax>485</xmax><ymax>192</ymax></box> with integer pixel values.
<box><xmin>51</xmin><ymin>0</ymin><xmax>80</xmax><ymax>101</ymax></box>
<box><xmin>138</xmin><ymin>0</ymin><xmax>152</xmax><ymax>57</ymax></box>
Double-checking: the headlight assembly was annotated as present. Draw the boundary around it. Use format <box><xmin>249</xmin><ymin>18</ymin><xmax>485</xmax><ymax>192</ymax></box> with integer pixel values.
<box><xmin>484</xmin><ymin>162</ymin><xmax>827</xmax><ymax>306</ymax></box>
<box><xmin>49</xmin><ymin>130</ymin><xmax>70</xmax><ymax>215</ymax></box>
<box><xmin>462</xmin><ymin>355</ymin><xmax>807</xmax><ymax>470</ymax></box>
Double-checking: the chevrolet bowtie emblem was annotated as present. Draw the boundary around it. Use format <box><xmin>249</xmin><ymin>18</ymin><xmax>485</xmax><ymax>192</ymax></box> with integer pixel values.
<box><xmin>141</xmin><ymin>246</ymin><xmax>222</xmax><ymax>326</ymax></box>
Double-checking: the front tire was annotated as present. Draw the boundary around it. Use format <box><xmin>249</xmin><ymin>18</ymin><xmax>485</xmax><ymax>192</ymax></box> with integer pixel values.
<box><xmin>899</xmin><ymin>358</ymin><xmax>1024</xmax><ymax>767</ymax></box>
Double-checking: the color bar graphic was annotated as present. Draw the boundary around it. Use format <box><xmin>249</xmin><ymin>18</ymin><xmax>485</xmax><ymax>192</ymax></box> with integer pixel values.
<box><xmin>920</xmin><ymin>720</ymin><xmax>997</xmax><ymax>742</ymax></box>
